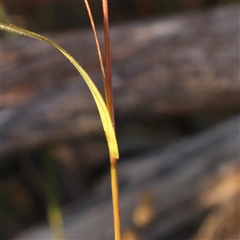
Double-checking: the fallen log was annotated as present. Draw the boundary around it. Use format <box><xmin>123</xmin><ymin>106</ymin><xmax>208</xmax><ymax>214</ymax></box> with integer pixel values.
<box><xmin>13</xmin><ymin>115</ymin><xmax>240</xmax><ymax>240</ymax></box>
<box><xmin>1</xmin><ymin>3</ymin><xmax>239</xmax><ymax>158</ymax></box>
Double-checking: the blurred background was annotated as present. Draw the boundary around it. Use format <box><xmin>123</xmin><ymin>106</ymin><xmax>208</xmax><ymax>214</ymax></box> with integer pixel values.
<box><xmin>1</xmin><ymin>0</ymin><xmax>237</xmax><ymax>32</ymax></box>
<box><xmin>1</xmin><ymin>0</ymin><xmax>239</xmax><ymax>239</ymax></box>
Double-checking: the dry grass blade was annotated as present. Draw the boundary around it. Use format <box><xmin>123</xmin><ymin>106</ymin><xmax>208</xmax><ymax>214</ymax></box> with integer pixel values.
<box><xmin>83</xmin><ymin>0</ymin><xmax>107</xmax><ymax>101</ymax></box>
<box><xmin>102</xmin><ymin>0</ymin><xmax>114</xmax><ymax>123</ymax></box>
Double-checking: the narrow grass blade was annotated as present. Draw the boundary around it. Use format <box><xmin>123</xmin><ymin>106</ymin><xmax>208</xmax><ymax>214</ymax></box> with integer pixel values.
<box><xmin>102</xmin><ymin>0</ymin><xmax>114</xmax><ymax>123</ymax></box>
<box><xmin>84</xmin><ymin>0</ymin><xmax>107</xmax><ymax>101</ymax></box>
<box><xmin>43</xmin><ymin>149</ymin><xmax>65</xmax><ymax>240</ymax></box>
<box><xmin>0</xmin><ymin>23</ymin><xmax>119</xmax><ymax>159</ymax></box>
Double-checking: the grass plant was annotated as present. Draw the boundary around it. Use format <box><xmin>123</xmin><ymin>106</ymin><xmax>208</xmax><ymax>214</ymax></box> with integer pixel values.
<box><xmin>43</xmin><ymin>150</ymin><xmax>65</xmax><ymax>240</ymax></box>
<box><xmin>0</xmin><ymin>0</ymin><xmax>121</xmax><ymax>239</ymax></box>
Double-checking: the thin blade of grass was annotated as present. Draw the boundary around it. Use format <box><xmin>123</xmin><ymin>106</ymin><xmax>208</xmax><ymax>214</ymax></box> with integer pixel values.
<box><xmin>102</xmin><ymin>0</ymin><xmax>114</xmax><ymax>123</ymax></box>
<box><xmin>0</xmin><ymin>23</ymin><xmax>119</xmax><ymax>160</ymax></box>
<box><xmin>43</xmin><ymin>149</ymin><xmax>65</xmax><ymax>240</ymax></box>
<box><xmin>83</xmin><ymin>0</ymin><xmax>108</xmax><ymax>101</ymax></box>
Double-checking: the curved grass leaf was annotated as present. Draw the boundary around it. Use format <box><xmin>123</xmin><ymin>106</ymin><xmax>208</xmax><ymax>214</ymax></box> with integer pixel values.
<box><xmin>0</xmin><ymin>23</ymin><xmax>119</xmax><ymax>159</ymax></box>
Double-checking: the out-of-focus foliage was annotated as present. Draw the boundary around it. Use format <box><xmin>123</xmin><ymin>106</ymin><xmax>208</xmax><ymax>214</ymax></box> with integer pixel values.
<box><xmin>2</xmin><ymin>0</ymin><xmax>237</xmax><ymax>32</ymax></box>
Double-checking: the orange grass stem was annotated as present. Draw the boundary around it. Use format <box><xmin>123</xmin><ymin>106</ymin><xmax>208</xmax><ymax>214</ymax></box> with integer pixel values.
<box><xmin>110</xmin><ymin>158</ymin><xmax>121</xmax><ymax>240</ymax></box>
<box><xmin>102</xmin><ymin>1</ymin><xmax>121</xmax><ymax>240</ymax></box>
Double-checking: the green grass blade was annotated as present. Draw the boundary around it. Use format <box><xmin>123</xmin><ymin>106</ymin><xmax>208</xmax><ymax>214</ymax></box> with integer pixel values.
<box><xmin>0</xmin><ymin>23</ymin><xmax>119</xmax><ymax>159</ymax></box>
<box><xmin>43</xmin><ymin>149</ymin><xmax>65</xmax><ymax>240</ymax></box>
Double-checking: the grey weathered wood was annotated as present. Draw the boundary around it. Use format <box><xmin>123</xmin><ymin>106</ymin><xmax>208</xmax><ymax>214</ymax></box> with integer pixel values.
<box><xmin>13</xmin><ymin>115</ymin><xmax>240</xmax><ymax>240</ymax></box>
<box><xmin>1</xmin><ymin>4</ymin><xmax>239</xmax><ymax>158</ymax></box>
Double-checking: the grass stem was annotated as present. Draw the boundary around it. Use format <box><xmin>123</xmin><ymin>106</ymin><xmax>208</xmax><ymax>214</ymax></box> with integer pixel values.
<box><xmin>110</xmin><ymin>158</ymin><xmax>121</xmax><ymax>240</ymax></box>
<box><xmin>102</xmin><ymin>1</ymin><xmax>121</xmax><ymax>239</ymax></box>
